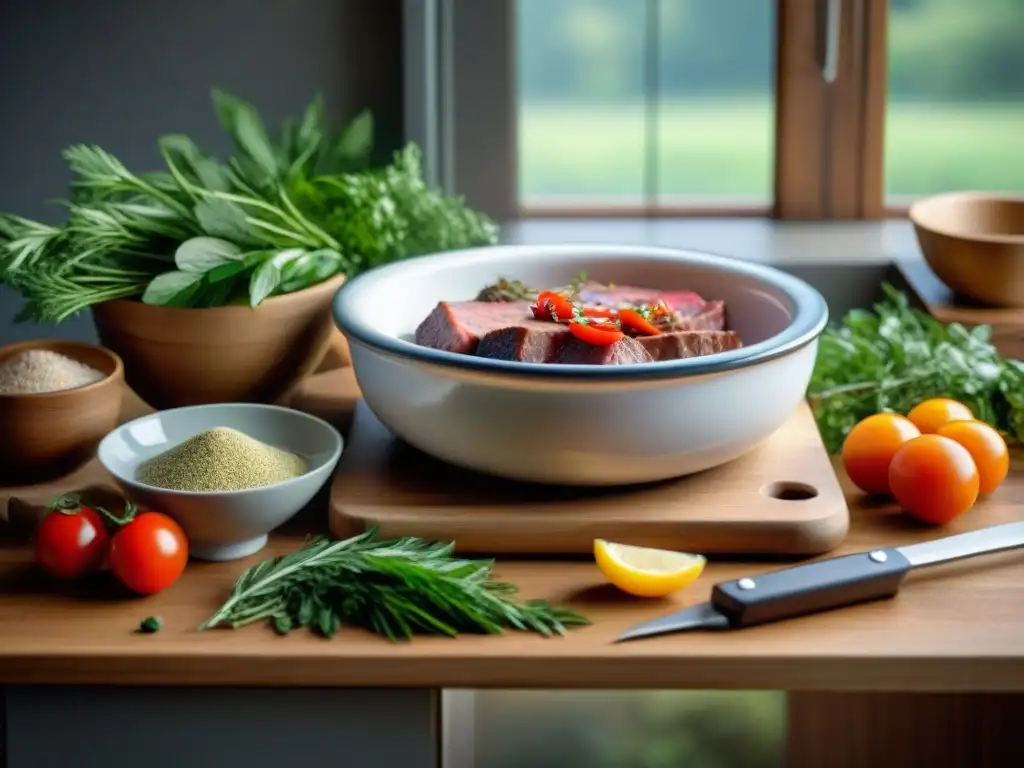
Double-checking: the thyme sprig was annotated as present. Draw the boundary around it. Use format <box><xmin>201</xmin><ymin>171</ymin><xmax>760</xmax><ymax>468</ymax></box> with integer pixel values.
<box><xmin>200</xmin><ymin>530</ymin><xmax>590</xmax><ymax>641</ymax></box>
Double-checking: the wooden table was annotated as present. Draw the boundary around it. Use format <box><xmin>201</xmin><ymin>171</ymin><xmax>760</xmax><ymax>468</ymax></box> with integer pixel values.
<box><xmin>2</xmin><ymin>367</ymin><xmax>1022</xmax><ymax>767</ymax></box>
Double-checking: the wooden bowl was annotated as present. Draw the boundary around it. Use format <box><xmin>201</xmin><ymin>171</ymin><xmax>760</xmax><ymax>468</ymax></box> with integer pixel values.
<box><xmin>0</xmin><ymin>340</ymin><xmax>124</xmax><ymax>485</ymax></box>
<box><xmin>91</xmin><ymin>274</ymin><xmax>346</xmax><ymax>410</ymax></box>
<box><xmin>909</xmin><ymin>192</ymin><xmax>1024</xmax><ymax>307</ymax></box>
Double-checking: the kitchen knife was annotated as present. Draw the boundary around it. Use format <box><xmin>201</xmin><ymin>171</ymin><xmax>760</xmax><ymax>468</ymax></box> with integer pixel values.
<box><xmin>615</xmin><ymin>521</ymin><xmax>1024</xmax><ymax>643</ymax></box>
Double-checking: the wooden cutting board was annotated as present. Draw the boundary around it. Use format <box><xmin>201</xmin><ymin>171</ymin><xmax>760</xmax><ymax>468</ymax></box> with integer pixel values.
<box><xmin>329</xmin><ymin>400</ymin><xmax>850</xmax><ymax>556</ymax></box>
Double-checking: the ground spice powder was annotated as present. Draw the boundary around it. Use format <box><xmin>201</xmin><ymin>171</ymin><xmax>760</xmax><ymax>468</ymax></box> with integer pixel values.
<box><xmin>0</xmin><ymin>349</ymin><xmax>105</xmax><ymax>394</ymax></box>
<box><xmin>136</xmin><ymin>427</ymin><xmax>308</xmax><ymax>492</ymax></box>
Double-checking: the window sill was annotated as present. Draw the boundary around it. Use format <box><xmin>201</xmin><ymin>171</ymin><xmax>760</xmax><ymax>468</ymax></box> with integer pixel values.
<box><xmin>501</xmin><ymin>217</ymin><xmax>921</xmax><ymax>267</ymax></box>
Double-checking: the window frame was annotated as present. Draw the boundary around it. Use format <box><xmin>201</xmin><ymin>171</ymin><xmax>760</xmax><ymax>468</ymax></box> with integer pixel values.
<box><xmin>404</xmin><ymin>0</ymin><xmax>897</xmax><ymax>222</ymax></box>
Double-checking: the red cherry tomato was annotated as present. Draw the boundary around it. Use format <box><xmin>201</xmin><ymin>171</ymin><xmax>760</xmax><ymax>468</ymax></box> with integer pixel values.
<box><xmin>34</xmin><ymin>504</ymin><xmax>109</xmax><ymax>580</ymax></box>
<box><xmin>568</xmin><ymin>320</ymin><xmax>624</xmax><ymax>346</ymax></box>
<box><xmin>533</xmin><ymin>291</ymin><xmax>574</xmax><ymax>321</ymax></box>
<box><xmin>618</xmin><ymin>308</ymin><xmax>661</xmax><ymax>336</ymax></box>
<box><xmin>888</xmin><ymin>435</ymin><xmax>980</xmax><ymax>525</ymax></box>
<box><xmin>108</xmin><ymin>512</ymin><xmax>188</xmax><ymax>595</ymax></box>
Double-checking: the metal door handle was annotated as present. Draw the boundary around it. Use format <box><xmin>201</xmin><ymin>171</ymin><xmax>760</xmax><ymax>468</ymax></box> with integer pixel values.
<box><xmin>821</xmin><ymin>0</ymin><xmax>841</xmax><ymax>84</ymax></box>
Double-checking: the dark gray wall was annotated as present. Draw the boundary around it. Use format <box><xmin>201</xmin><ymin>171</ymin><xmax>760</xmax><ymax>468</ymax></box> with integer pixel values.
<box><xmin>0</xmin><ymin>0</ymin><xmax>403</xmax><ymax>344</ymax></box>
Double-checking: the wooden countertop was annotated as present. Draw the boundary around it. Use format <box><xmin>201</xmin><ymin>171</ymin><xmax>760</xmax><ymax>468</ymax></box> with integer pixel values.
<box><xmin>1</xmin><ymin>368</ymin><xmax>1022</xmax><ymax>692</ymax></box>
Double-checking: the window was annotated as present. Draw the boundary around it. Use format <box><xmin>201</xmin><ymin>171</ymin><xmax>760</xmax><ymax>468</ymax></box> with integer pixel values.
<box><xmin>517</xmin><ymin>0</ymin><xmax>776</xmax><ymax>210</ymax></box>
<box><xmin>885</xmin><ymin>0</ymin><xmax>1024</xmax><ymax>200</ymax></box>
<box><xmin>409</xmin><ymin>0</ymin><xmax>1024</xmax><ymax>221</ymax></box>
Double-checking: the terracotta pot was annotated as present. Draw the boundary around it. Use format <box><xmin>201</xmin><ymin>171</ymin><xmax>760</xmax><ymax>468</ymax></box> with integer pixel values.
<box><xmin>0</xmin><ymin>340</ymin><xmax>124</xmax><ymax>485</ymax></box>
<box><xmin>92</xmin><ymin>274</ymin><xmax>346</xmax><ymax>409</ymax></box>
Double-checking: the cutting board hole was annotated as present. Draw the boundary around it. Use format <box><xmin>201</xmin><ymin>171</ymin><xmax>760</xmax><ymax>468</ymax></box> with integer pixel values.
<box><xmin>762</xmin><ymin>481</ymin><xmax>819</xmax><ymax>501</ymax></box>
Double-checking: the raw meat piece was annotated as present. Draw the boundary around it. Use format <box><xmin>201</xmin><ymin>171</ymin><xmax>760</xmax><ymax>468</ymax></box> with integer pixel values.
<box><xmin>638</xmin><ymin>330</ymin><xmax>743</xmax><ymax>362</ymax></box>
<box><xmin>552</xmin><ymin>336</ymin><xmax>653</xmax><ymax>365</ymax></box>
<box><xmin>476</xmin><ymin>324</ymin><xmax>571</xmax><ymax>363</ymax></box>
<box><xmin>414</xmin><ymin>301</ymin><xmax>534</xmax><ymax>354</ymax></box>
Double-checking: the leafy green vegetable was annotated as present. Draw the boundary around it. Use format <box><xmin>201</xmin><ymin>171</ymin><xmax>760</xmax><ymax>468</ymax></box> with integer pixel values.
<box><xmin>199</xmin><ymin>529</ymin><xmax>590</xmax><ymax>642</ymax></box>
<box><xmin>174</xmin><ymin>236</ymin><xmax>242</xmax><ymax>272</ymax></box>
<box><xmin>0</xmin><ymin>89</ymin><xmax>497</xmax><ymax>323</ymax></box>
<box><xmin>142</xmin><ymin>271</ymin><xmax>203</xmax><ymax>305</ymax></box>
<box><xmin>138</xmin><ymin>616</ymin><xmax>163</xmax><ymax>634</ymax></box>
<box><xmin>809</xmin><ymin>283</ymin><xmax>1024</xmax><ymax>453</ymax></box>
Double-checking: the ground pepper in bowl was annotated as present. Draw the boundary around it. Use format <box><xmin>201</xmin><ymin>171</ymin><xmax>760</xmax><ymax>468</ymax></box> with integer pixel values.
<box><xmin>136</xmin><ymin>427</ymin><xmax>308</xmax><ymax>492</ymax></box>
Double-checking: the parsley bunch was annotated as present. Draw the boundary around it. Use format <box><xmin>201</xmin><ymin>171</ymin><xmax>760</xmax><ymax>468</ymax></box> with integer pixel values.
<box><xmin>808</xmin><ymin>283</ymin><xmax>1024</xmax><ymax>453</ymax></box>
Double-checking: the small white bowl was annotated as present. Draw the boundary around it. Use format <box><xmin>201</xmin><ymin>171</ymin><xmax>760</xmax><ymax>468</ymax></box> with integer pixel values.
<box><xmin>97</xmin><ymin>403</ymin><xmax>343</xmax><ymax>561</ymax></box>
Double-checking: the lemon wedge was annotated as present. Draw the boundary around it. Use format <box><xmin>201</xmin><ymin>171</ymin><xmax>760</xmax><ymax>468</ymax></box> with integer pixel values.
<box><xmin>594</xmin><ymin>539</ymin><xmax>706</xmax><ymax>598</ymax></box>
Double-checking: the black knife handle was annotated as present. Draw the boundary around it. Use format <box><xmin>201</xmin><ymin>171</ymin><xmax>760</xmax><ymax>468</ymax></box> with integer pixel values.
<box><xmin>710</xmin><ymin>549</ymin><xmax>912</xmax><ymax>628</ymax></box>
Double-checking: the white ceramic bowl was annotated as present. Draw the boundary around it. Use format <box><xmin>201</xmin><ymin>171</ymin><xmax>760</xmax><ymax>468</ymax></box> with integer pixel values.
<box><xmin>333</xmin><ymin>244</ymin><xmax>828</xmax><ymax>486</ymax></box>
<box><xmin>97</xmin><ymin>403</ymin><xmax>343</xmax><ymax>561</ymax></box>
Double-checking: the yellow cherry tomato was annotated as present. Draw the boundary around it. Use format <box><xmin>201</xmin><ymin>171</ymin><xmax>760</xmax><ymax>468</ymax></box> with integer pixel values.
<box><xmin>907</xmin><ymin>398</ymin><xmax>974</xmax><ymax>434</ymax></box>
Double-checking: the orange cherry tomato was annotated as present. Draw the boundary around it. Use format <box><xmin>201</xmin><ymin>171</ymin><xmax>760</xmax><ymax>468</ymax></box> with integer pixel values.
<box><xmin>936</xmin><ymin>419</ymin><xmax>1010</xmax><ymax>495</ymax></box>
<box><xmin>568</xmin><ymin>320</ymin><xmax>624</xmax><ymax>346</ymax></box>
<box><xmin>108</xmin><ymin>512</ymin><xmax>188</xmax><ymax>595</ymax></box>
<box><xmin>618</xmin><ymin>308</ymin><xmax>661</xmax><ymax>336</ymax></box>
<box><xmin>907</xmin><ymin>398</ymin><xmax>974</xmax><ymax>434</ymax></box>
<box><xmin>841</xmin><ymin>413</ymin><xmax>922</xmax><ymax>495</ymax></box>
<box><xmin>534</xmin><ymin>291</ymin><xmax>574</xmax><ymax>321</ymax></box>
<box><xmin>889</xmin><ymin>435</ymin><xmax>980</xmax><ymax>525</ymax></box>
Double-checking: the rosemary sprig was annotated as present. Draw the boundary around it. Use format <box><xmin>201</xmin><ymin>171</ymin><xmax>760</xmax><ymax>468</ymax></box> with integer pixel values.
<box><xmin>0</xmin><ymin>89</ymin><xmax>497</xmax><ymax>323</ymax></box>
<box><xmin>199</xmin><ymin>530</ymin><xmax>590</xmax><ymax>641</ymax></box>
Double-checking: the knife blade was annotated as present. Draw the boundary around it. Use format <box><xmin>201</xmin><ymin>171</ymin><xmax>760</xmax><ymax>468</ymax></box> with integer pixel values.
<box><xmin>615</xmin><ymin>521</ymin><xmax>1024</xmax><ymax>643</ymax></box>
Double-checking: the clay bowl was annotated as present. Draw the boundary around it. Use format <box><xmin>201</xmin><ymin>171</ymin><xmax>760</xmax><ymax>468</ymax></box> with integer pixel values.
<box><xmin>909</xmin><ymin>191</ymin><xmax>1024</xmax><ymax>307</ymax></box>
<box><xmin>91</xmin><ymin>273</ymin><xmax>346</xmax><ymax>410</ymax></box>
<box><xmin>0</xmin><ymin>340</ymin><xmax>124</xmax><ymax>485</ymax></box>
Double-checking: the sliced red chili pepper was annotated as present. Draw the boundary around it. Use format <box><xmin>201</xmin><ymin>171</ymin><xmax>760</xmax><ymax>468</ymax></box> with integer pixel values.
<box><xmin>534</xmin><ymin>290</ymin><xmax>574</xmax><ymax>321</ymax></box>
<box><xmin>580</xmin><ymin>306</ymin><xmax>617</xmax><ymax>320</ymax></box>
<box><xmin>619</xmin><ymin>308</ymin><xmax>661</xmax><ymax>336</ymax></box>
<box><xmin>569</xmin><ymin>319</ymin><xmax>623</xmax><ymax>346</ymax></box>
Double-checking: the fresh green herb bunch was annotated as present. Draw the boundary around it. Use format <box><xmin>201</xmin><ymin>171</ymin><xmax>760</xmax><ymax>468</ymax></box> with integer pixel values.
<box><xmin>808</xmin><ymin>283</ymin><xmax>1024</xmax><ymax>453</ymax></box>
<box><xmin>200</xmin><ymin>529</ymin><xmax>590</xmax><ymax>641</ymax></box>
<box><xmin>0</xmin><ymin>89</ymin><xmax>498</xmax><ymax>323</ymax></box>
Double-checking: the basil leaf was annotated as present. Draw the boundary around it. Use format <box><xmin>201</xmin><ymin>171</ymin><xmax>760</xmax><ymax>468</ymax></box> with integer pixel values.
<box><xmin>296</xmin><ymin>93</ymin><xmax>325</xmax><ymax>161</ymax></box>
<box><xmin>278</xmin><ymin>116</ymin><xmax>298</xmax><ymax>167</ymax></box>
<box><xmin>142</xmin><ymin>270</ymin><xmax>203</xmax><ymax>306</ymax></box>
<box><xmin>211</xmin><ymin>88</ymin><xmax>279</xmax><ymax>179</ymax></box>
<box><xmin>194</xmin><ymin>198</ymin><xmax>259</xmax><ymax>246</ymax></box>
<box><xmin>249</xmin><ymin>259</ymin><xmax>282</xmax><ymax>308</ymax></box>
<box><xmin>158</xmin><ymin>134</ymin><xmax>231</xmax><ymax>192</ymax></box>
<box><xmin>225</xmin><ymin>156</ymin><xmax>274</xmax><ymax>196</ymax></box>
<box><xmin>205</xmin><ymin>258</ymin><xmax>251</xmax><ymax>283</ymax></box>
<box><xmin>333</xmin><ymin>109</ymin><xmax>373</xmax><ymax>165</ymax></box>
<box><xmin>174</xmin><ymin>236</ymin><xmax>243</xmax><ymax>273</ymax></box>
<box><xmin>192</xmin><ymin>272</ymin><xmax>241</xmax><ymax>308</ymax></box>
<box><xmin>278</xmin><ymin>248</ymin><xmax>343</xmax><ymax>293</ymax></box>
